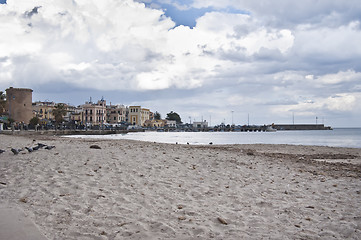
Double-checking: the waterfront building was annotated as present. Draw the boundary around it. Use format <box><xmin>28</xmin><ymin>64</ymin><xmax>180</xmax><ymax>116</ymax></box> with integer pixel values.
<box><xmin>32</xmin><ymin>101</ymin><xmax>56</xmax><ymax>121</ymax></box>
<box><xmin>129</xmin><ymin>106</ymin><xmax>150</xmax><ymax>126</ymax></box>
<box><xmin>166</xmin><ymin>120</ymin><xmax>177</xmax><ymax>128</ymax></box>
<box><xmin>69</xmin><ymin>106</ymin><xmax>83</xmax><ymax>124</ymax></box>
<box><xmin>6</xmin><ymin>87</ymin><xmax>33</xmax><ymax>124</ymax></box>
<box><xmin>107</xmin><ymin>104</ymin><xmax>128</xmax><ymax>124</ymax></box>
<box><xmin>149</xmin><ymin>111</ymin><xmax>154</xmax><ymax>120</ymax></box>
<box><xmin>81</xmin><ymin>99</ymin><xmax>106</xmax><ymax>126</ymax></box>
<box><xmin>193</xmin><ymin>121</ymin><xmax>208</xmax><ymax>130</ymax></box>
<box><xmin>144</xmin><ymin>119</ymin><xmax>166</xmax><ymax>128</ymax></box>
<box><xmin>140</xmin><ymin>108</ymin><xmax>150</xmax><ymax>126</ymax></box>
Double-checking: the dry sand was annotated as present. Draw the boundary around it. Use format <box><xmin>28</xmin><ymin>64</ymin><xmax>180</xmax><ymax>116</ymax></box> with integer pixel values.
<box><xmin>0</xmin><ymin>134</ymin><xmax>360</xmax><ymax>239</ymax></box>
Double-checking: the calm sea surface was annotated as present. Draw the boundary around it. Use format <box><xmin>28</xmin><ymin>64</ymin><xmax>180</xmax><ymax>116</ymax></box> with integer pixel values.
<box><xmin>69</xmin><ymin>128</ymin><xmax>361</xmax><ymax>148</ymax></box>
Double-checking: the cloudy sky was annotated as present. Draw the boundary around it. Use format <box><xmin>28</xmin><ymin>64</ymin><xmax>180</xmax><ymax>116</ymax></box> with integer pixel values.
<box><xmin>1</xmin><ymin>0</ymin><xmax>360</xmax><ymax>127</ymax></box>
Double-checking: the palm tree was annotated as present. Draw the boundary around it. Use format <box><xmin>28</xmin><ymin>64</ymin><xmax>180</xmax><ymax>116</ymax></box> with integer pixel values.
<box><xmin>52</xmin><ymin>103</ymin><xmax>67</xmax><ymax>130</ymax></box>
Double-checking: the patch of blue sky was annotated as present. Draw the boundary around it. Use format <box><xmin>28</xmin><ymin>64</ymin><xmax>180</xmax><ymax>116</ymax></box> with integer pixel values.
<box><xmin>142</xmin><ymin>0</ymin><xmax>250</xmax><ymax>28</ymax></box>
<box><xmin>0</xmin><ymin>0</ymin><xmax>6</xmax><ymax>4</ymax></box>
<box><xmin>163</xmin><ymin>4</ymin><xmax>214</xmax><ymax>28</ymax></box>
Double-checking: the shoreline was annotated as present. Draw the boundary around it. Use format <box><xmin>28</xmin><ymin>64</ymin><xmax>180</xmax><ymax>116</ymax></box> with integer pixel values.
<box><xmin>64</xmin><ymin>129</ymin><xmax>361</xmax><ymax>149</ymax></box>
<box><xmin>1</xmin><ymin>134</ymin><xmax>360</xmax><ymax>239</ymax></box>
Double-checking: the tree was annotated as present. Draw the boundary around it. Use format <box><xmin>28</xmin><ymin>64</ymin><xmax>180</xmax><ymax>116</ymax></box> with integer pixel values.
<box><xmin>52</xmin><ymin>103</ymin><xmax>67</xmax><ymax>129</ymax></box>
<box><xmin>0</xmin><ymin>91</ymin><xmax>5</xmax><ymax>101</ymax></box>
<box><xmin>0</xmin><ymin>91</ymin><xmax>6</xmax><ymax>114</ymax></box>
<box><xmin>166</xmin><ymin>111</ymin><xmax>182</xmax><ymax>123</ymax></box>
<box><xmin>154</xmin><ymin>111</ymin><xmax>161</xmax><ymax>120</ymax></box>
<box><xmin>29</xmin><ymin>116</ymin><xmax>40</xmax><ymax>128</ymax></box>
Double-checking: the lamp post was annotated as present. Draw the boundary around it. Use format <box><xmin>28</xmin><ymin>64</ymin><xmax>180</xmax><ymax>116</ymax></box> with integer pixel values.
<box><xmin>99</xmin><ymin>97</ymin><xmax>105</xmax><ymax>132</ymax></box>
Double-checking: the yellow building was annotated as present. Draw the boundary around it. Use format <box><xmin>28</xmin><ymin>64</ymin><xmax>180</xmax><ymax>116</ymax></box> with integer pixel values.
<box><xmin>32</xmin><ymin>101</ymin><xmax>55</xmax><ymax>121</ymax></box>
<box><xmin>129</xmin><ymin>106</ymin><xmax>150</xmax><ymax>126</ymax></box>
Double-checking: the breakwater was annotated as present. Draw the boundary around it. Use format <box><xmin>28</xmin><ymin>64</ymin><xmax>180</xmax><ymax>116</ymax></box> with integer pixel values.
<box><xmin>273</xmin><ymin>124</ymin><xmax>332</xmax><ymax>131</ymax></box>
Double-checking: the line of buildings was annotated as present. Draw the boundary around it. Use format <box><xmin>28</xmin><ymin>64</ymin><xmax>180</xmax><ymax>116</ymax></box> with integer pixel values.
<box><xmin>0</xmin><ymin>87</ymin><xmax>178</xmax><ymax>129</ymax></box>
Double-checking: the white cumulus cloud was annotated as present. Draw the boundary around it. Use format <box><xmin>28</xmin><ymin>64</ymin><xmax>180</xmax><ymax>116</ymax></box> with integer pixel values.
<box><xmin>1</xmin><ymin>0</ymin><xmax>361</xmax><ymax>127</ymax></box>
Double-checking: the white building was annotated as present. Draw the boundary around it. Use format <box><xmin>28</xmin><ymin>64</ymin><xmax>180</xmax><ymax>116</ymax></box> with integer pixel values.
<box><xmin>193</xmin><ymin>120</ymin><xmax>208</xmax><ymax>129</ymax></box>
<box><xmin>166</xmin><ymin>120</ymin><xmax>177</xmax><ymax>128</ymax></box>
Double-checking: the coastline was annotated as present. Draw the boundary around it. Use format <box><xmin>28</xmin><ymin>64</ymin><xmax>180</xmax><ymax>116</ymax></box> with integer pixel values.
<box><xmin>1</xmin><ymin>134</ymin><xmax>360</xmax><ymax>239</ymax></box>
<box><xmin>64</xmin><ymin>128</ymin><xmax>361</xmax><ymax>149</ymax></box>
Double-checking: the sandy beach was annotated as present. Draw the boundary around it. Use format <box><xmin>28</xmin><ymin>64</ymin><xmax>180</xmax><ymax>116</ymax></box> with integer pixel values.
<box><xmin>0</xmin><ymin>134</ymin><xmax>360</xmax><ymax>239</ymax></box>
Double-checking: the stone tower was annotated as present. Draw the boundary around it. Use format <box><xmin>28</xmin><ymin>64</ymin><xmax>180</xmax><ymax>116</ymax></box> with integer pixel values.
<box><xmin>6</xmin><ymin>87</ymin><xmax>33</xmax><ymax>124</ymax></box>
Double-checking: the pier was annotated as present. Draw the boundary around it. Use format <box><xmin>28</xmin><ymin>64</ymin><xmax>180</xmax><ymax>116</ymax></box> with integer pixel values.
<box><xmin>272</xmin><ymin>124</ymin><xmax>332</xmax><ymax>131</ymax></box>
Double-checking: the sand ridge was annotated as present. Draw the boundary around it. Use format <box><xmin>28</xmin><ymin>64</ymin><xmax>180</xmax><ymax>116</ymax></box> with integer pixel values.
<box><xmin>0</xmin><ymin>134</ymin><xmax>360</xmax><ymax>239</ymax></box>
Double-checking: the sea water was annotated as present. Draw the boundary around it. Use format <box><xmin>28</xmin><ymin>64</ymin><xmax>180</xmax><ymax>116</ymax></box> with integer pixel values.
<box><xmin>70</xmin><ymin>128</ymin><xmax>361</xmax><ymax>148</ymax></box>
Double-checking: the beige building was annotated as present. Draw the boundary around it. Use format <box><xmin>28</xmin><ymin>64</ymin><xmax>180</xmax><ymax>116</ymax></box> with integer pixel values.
<box><xmin>81</xmin><ymin>99</ymin><xmax>106</xmax><ymax>125</ymax></box>
<box><xmin>6</xmin><ymin>87</ymin><xmax>33</xmax><ymax>123</ymax></box>
<box><xmin>69</xmin><ymin>107</ymin><xmax>83</xmax><ymax>123</ymax></box>
<box><xmin>144</xmin><ymin>119</ymin><xmax>166</xmax><ymax>128</ymax></box>
<box><xmin>129</xmin><ymin>106</ymin><xmax>150</xmax><ymax>126</ymax></box>
<box><xmin>149</xmin><ymin>111</ymin><xmax>154</xmax><ymax>120</ymax></box>
<box><xmin>107</xmin><ymin>104</ymin><xmax>128</xmax><ymax>124</ymax></box>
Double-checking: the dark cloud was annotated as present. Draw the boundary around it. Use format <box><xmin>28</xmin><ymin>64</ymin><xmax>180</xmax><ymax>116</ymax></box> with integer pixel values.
<box><xmin>24</xmin><ymin>6</ymin><xmax>41</xmax><ymax>18</ymax></box>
